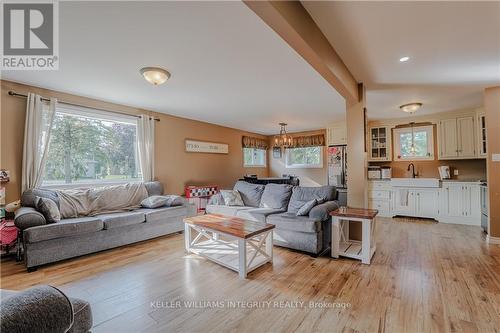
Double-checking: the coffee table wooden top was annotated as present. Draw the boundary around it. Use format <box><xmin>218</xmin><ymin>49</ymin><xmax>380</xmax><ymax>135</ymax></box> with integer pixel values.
<box><xmin>330</xmin><ymin>207</ymin><xmax>379</xmax><ymax>219</ymax></box>
<box><xmin>184</xmin><ymin>214</ymin><xmax>275</xmax><ymax>239</ymax></box>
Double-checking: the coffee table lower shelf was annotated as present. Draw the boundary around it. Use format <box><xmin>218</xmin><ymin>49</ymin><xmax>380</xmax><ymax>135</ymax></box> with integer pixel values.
<box><xmin>188</xmin><ymin>239</ymin><xmax>270</xmax><ymax>274</ymax></box>
<box><xmin>184</xmin><ymin>222</ymin><xmax>273</xmax><ymax>278</ymax></box>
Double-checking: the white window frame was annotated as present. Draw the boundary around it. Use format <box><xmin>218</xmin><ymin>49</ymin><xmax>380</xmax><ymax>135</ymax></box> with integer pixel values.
<box><xmin>393</xmin><ymin>125</ymin><xmax>434</xmax><ymax>161</ymax></box>
<box><xmin>41</xmin><ymin>103</ymin><xmax>142</xmax><ymax>188</ymax></box>
<box><xmin>243</xmin><ymin>148</ymin><xmax>267</xmax><ymax>168</ymax></box>
<box><xmin>285</xmin><ymin>147</ymin><xmax>323</xmax><ymax>169</ymax></box>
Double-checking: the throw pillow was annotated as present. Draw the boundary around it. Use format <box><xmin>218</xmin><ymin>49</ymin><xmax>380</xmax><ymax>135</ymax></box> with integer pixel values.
<box><xmin>296</xmin><ymin>199</ymin><xmax>317</xmax><ymax>216</ymax></box>
<box><xmin>36</xmin><ymin>197</ymin><xmax>61</xmax><ymax>224</ymax></box>
<box><xmin>141</xmin><ymin>196</ymin><xmax>169</xmax><ymax>208</ymax></box>
<box><xmin>163</xmin><ymin>195</ymin><xmax>186</xmax><ymax>207</ymax></box>
<box><xmin>220</xmin><ymin>190</ymin><xmax>244</xmax><ymax>206</ymax></box>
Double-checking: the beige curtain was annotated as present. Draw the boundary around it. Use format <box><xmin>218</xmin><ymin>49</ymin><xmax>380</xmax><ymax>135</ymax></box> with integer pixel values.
<box><xmin>242</xmin><ymin>136</ymin><xmax>269</xmax><ymax>149</ymax></box>
<box><xmin>289</xmin><ymin>134</ymin><xmax>325</xmax><ymax>148</ymax></box>
<box><xmin>21</xmin><ymin>93</ymin><xmax>57</xmax><ymax>192</ymax></box>
<box><xmin>137</xmin><ymin>115</ymin><xmax>155</xmax><ymax>181</ymax></box>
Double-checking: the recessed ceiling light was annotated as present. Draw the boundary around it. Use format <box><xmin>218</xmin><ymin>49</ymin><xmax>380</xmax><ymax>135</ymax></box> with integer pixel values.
<box><xmin>399</xmin><ymin>56</ymin><xmax>410</xmax><ymax>62</ymax></box>
<box><xmin>400</xmin><ymin>103</ymin><xmax>422</xmax><ymax>113</ymax></box>
<box><xmin>140</xmin><ymin>67</ymin><xmax>171</xmax><ymax>85</ymax></box>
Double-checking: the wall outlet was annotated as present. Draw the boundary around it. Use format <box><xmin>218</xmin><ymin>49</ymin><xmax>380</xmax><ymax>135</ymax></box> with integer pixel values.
<box><xmin>454</xmin><ymin>169</ymin><xmax>459</xmax><ymax>176</ymax></box>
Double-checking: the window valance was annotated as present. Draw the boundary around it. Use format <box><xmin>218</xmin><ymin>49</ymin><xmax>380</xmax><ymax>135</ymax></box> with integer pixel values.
<box><xmin>289</xmin><ymin>134</ymin><xmax>325</xmax><ymax>148</ymax></box>
<box><xmin>242</xmin><ymin>136</ymin><xmax>269</xmax><ymax>149</ymax></box>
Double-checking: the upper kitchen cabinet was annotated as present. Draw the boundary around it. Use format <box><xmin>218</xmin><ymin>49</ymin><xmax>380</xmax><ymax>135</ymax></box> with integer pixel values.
<box><xmin>438</xmin><ymin>116</ymin><xmax>476</xmax><ymax>159</ymax></box>
<box><xmin>368</xmin><ymin>126</ymin><xmax>392</xmax><ymax>161</ymax></box>
<box><xmin>326</xmin><ymin>122</ymin><xmax>347</xmax><ymax>146</ymax></box>
<box><xmin>477</xmin><ymin>113</ymin><xmax>487</xmax><ymax>157</ymax></box>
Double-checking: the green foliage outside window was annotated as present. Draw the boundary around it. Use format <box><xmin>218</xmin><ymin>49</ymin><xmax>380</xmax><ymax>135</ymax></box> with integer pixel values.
<box><xmin>43</xmin><ymin>113</ymin><xmax>140</xmax><ymax>184</ymax></box>
<box><xmin>286</xmin><ymin>147</ymin><xmax>321</xmax><ymax>166</ymax></box>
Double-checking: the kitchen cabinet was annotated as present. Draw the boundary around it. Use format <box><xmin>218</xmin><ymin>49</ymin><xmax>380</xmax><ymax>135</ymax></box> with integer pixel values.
<box><xmin>368</xmin><ymin>126</ymin><xmax>391</xmax><ymax>161</ymax></box>
<box><xmin>477</xmin><ymin>113</ymin><xmax>487</xmax><ymax>157</ymax></box>
<box><xmin>438</xmin><ymin>116</ymin><xmax>476</xmax><ymax>159</ymax></box>
<box><xmin>327</xmin><ymin>122</ymin><xmax>347</xmax><ymax>146</ymax></box>
<box><xmin>368</xmin><ymin>180</ymin><xmax>481</xmax><ymax>226</ymax></box>
<box><xmin>439</xmin><ymin>182</ymin><xmax>481</xmax><ymax>224</ymax></box>
<box><xmin>368</xmin><ymin>181</ymin><xmax>392</xmax><ymax>217</ymax></box>
<box><xmin>392</xmin><ymin>188</ymin><xmax>438</xmax><ymax>219</ymax></box>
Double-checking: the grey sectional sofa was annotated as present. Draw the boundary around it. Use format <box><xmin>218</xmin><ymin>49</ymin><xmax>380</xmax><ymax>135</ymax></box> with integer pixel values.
<box><xmin>14</xmin><ymin>181</ymin><xmax>196</xmax><ymax>271</ymax></box>
<box><xmin>0</xmin><ymin>285</ymin><xmax>92</xmax><ymax>333</ymax></box>
<box><xmin>206</xmin><ymin>181</ymin><xmax>339</xmax><ymax>255</ymax></box>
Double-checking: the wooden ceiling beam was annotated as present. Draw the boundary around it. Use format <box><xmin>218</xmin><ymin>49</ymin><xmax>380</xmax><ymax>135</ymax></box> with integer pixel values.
<box><xmin>244</xmin><ymin>1</ymin><xmax>359</xmax><ymax>103</ymax></box>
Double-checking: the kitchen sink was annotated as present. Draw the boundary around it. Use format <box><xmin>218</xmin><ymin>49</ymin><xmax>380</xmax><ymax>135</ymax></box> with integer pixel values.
<box><xmin>390</xmin><ymin>178</ymin><xmax>440</xmax><ymax>188</ymax></box>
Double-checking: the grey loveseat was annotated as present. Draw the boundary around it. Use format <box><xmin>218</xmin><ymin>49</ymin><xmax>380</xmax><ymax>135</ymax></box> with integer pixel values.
<box><xmin>206</xmin><ymin>181</ymin><xmax>339</xmax><ymax>255</ymax></box>
<box><xmin>14</xmin><ymin>181</ymin><xmax>196</xmax><ymax>271</ymax></box>
<box><xmin>0</xmin><ymin>285</ymin><xmax>92</xmax><ymax>333</ymax></box>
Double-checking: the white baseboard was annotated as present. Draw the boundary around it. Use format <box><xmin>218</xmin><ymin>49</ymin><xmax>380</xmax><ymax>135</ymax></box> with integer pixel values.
<box><xmin>486</xmin><ymin>235</ymin><xmax>500</xmax><ymax>244</ymax></box>
<box><xmin>436</xmin><ymin>216</ymin><xmax>481</xmax><ymax>226</ymax></box>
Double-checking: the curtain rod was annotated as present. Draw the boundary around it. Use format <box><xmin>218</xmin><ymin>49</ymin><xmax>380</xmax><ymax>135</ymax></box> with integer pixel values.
<box><xmin>8</xmin><ymin>91</ymin><xmax>160</xmax><ymax>122</ymax></box>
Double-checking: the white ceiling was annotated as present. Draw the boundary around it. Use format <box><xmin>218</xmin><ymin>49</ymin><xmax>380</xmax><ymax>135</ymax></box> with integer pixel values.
<box><xmin>303</xmin><ymin>1</ymin><xmax>500</xmax><ymax>119</ymax></box>
<box><xmin>1</xmin><ymin>1</ymin><xmax>345</xmax><ymax>135</ymax></box>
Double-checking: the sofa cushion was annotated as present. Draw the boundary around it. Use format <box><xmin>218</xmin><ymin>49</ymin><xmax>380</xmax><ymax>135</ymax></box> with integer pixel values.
<box><xmin>144</xmin><ymin>181</ymin><xmax>164</xmax><ymax>196</ymax></box>
<box><xmin>205</xmin><ymin>205</ymin><xmax>253</xmax><ymax>217</ymax></box>
<box><xmin>296</xmin><ymin>199</ymin><xmax>317</xmax><ymax>216</ymax></box>
<box><xmin>21</xmin><ymin>188</ymin><xmax>60</xmax><ymax>209</ymax></box>
<box><xmin>68</xmin><ymin>296</ymin><xmax>93</xmax><ymax>333</ymax></box>
<box><xmin>266</xmin><ymin>213</ymin><xmax>321</xmax><ymax>233</ymax></box>
<box><xmin>236</xmin><ymin>208</ymin><xmax>285</xmax><ymax>223</ymax></box>
<box><xmin>100</xmin><ymin>211</ymin><xmax>146</xmax><ymax>230</ymax></box>
<box><xmin>136</xmin><ymin>206</ymin><xmax>187</xmax><ymax>223</ymax></box>
<box><xmin>24</xmin><ymin>217</ymin><xmax>104</xmax><ymax>243</ymax></box>
<box><xmin>287</xmin><ymin>186</ymin><xmax>337</xmax><ymax>214</ymax></box>
<box><xmin>309</xmin><ymin>201</ymin><xmax>339</xmax><ymax>221</ymax></box>
<box><xmin>36</xmin><ymin>197</ymin><xmax>61</xmax><ymax>224</ymax></box>
<box><xmin>220</xmin><ymin>190</ymin><xmax>244</xmax><ymax>206</ymax></box>
<box><xmin>14</xmin><ymin>207</ymin><xmax>46</xmax><ymax>230</ymax></box>
<box><xmin>233</xmin><ymin>181</ymin><xmax>265</xmax><ymax>207</ymax></box>
<box><xmin>141</xmin><ymin>195</ymin><xmax>169</xmax><ymax>209</ymax></box>
<box><xmin>259</xmin><ymin>184</ymin><xmax>293</xmax><ymax>210</ymax></box>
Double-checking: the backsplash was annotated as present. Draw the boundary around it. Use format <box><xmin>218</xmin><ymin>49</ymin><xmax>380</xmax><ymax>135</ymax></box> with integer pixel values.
<box><xmin>369</xmin><ymin>159</ymin><xmax>487</xmax><ymax>180</ymax></box>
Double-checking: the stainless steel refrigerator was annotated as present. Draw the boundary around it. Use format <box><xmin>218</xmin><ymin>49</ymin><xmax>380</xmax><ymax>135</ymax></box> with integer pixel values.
<box><xmin>328</xmin><ymin>145</ymin><xmax>347</xmax><ymax>189</ymax></box>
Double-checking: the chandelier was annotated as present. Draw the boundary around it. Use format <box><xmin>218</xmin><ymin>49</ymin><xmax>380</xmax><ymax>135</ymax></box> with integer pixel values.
<box><xmin>274</xmin><ymin>123</ymin><xmax>293</xmax><ymax>147</ymax></box>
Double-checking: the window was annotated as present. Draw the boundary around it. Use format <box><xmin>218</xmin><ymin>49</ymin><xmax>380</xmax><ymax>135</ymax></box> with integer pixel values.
<box><xmin>43</xmin><ymin>104</ymin><xmax>142</xmax><ymax>186</ymax></box>
<box><xmin>285</xmin><ymin>147</ymin><xmax>323</xmax><ymax>168</ymax></box>
<box><xmin>393</xmin><ymin>125</ymin><xmax>434</xmax><ymax>160</ymax></box>
<box><xmin>243</xmin><ymin>148</ymin><xmax>266</xmax><ymax>167</ymax></box>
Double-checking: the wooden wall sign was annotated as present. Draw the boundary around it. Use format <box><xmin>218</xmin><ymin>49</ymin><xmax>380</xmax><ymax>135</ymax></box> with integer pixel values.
<box><xmin>185</xmin><ymin>140</ymin><xmax>229</xmax><ymax>154</ymax></box>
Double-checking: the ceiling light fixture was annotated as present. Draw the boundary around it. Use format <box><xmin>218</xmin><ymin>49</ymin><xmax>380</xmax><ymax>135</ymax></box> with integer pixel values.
<box><xmin>140</xmin><ymin>67</ymin><xmax>171</xmax><ymax>85</ymax></box>
<box><xmin>399</xmin><ymin>56</ymin><xmax>410</xmax><ymax>62</ymax></box>
<box><xmin>274</xmin><ymin>123</ymin><xmax>293</xmax><ymax>147</ymax></box>
<box><xmin>400</xmin><ymin>102</ymin><xmax>422</xmax><ymax>113</ymax></box>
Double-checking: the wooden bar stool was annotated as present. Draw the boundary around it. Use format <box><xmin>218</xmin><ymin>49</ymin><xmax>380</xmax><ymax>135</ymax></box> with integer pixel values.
<box><xmin>330</xmin><ymin>207</ymin><xmax>378</xmax><ymax>264</ymax></box>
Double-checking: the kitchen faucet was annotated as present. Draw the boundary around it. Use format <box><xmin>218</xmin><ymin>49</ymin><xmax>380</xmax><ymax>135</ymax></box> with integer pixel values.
<box><xmin>408</xmin><ymin>163</ymin><xmax>417</xmax><ymax>178</ymax></box>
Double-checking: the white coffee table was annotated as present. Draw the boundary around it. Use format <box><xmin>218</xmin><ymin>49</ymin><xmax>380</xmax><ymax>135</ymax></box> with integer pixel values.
<box><xmin>184</xmin><ymin>214</ymin><xmax>275</xmax><ymax>278</ymax></box>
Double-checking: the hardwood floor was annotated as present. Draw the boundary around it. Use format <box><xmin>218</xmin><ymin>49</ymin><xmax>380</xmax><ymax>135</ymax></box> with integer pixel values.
<box><xmin>1</xmin><ymin>217</ymin><xmax>499</xmax><ymax>332</ymax></box>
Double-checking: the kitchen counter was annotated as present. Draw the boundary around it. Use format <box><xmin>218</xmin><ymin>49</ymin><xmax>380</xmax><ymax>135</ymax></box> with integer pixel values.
<box><xmin>368</xmin><ymin>178</ymin><xmax>483</xmax><ymax>183</ymax></box>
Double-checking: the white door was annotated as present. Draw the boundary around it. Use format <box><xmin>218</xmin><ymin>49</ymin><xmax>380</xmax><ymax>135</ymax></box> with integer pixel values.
<box><xmin>415</xmin><ymin>189</ymin><xmax>439</xmax><ymax>218</ymax></box>
<box><xmin>393</xmin><ymin>188</ymin><xmax>416</xmax><ymax>216</ymax></box>
<box><xmin>457</xmin><ymin>116</ymin><xmax>476</xmax><ymax>158</ymax></box>
<box><xmin>439</xmin><ymin>119</ymin><xmax>458</xmax><ymax>159</ymax></box>
<box><xmin>443</xmin><ymin>184</ymin><xmax>463</xmax><ymax>217</ymax></box>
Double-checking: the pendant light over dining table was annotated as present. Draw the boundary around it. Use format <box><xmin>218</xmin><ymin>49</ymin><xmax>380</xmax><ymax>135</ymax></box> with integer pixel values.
<box><xmin>274</xmin><ymin>123</ymin><xmax>293</xmax><ymax>147</ymax></box>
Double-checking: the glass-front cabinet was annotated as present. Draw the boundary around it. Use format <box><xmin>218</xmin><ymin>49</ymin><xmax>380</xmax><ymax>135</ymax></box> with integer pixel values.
<box><xmin>369</xmin><ymin>126</ymin><xmax>392</xmax><ymax>161</ymax></box>
<box><xmin>478</xmin><ymin>113</ymin><xmax>487</xmax><ymax>157</ymax></box>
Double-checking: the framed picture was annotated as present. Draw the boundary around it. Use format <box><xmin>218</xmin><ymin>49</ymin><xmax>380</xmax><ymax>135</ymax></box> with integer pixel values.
<box><xmin>273</xmin><ymin>147</ymin><xmax>282</xmax><ymax>158</ymax></box>
<box><xmin>185</xmin><ymin>139</ymin><xmax>229</xmax><ymax>154</ymax></box>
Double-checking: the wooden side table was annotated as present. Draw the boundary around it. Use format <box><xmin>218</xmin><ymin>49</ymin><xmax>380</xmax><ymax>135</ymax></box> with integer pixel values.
<box><xmin>330</xmin><ymin>207</ymin><xmax>378</xmax><ymax>264</ymax></box>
